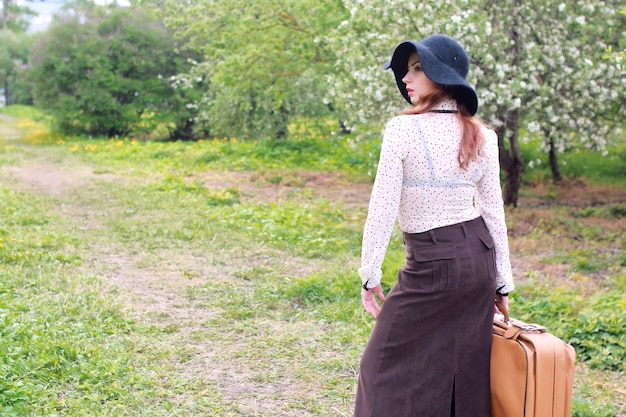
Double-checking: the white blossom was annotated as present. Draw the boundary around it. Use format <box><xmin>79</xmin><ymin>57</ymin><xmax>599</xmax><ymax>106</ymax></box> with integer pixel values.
<box><xmin>528</xmin><ymin>121</ymin><xmax>540</xmax><ymax>133</ymax></box>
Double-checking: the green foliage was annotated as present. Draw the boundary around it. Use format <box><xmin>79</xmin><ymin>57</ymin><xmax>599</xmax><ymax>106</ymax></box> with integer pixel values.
<box><xmin>571</xmin><ymin>400</ymin><xmax>615</xmax><ymax>417</ymax></box>
<box><xmin>567</xmin><ymin>292</ymin><xmax>626</xmax><ymax>372</ymax></box>
<box><xmin>521</xmin><ymin>137</ymin><xmax>626</xmax><ymax>188</ymax></box>
<box><xmin>0</xmin><ymin>30</ymin><xmax>33</xmax><ymax>105</ymax></box>
<box><xmin>160</xmin><ymin>0</ymin><xmax>348</xmax><ymax>140</ymax></box>
<box><xmin>513</xmin><ymin>282</ymin><xmax>626</xmax><ymax>372</ymax></box>
<box><xmin>0</xmin><ymin>0</ymin><xmax>35</xmax><ymax>32</ymax></box>
<box><xmin>559</xmin><ymin>145</ymin><xmax>626</xmax><ymax>188</ymax></box>
<box><xmin>27</xmin><ymin>7</ymin><xmax>196</xmax><ymax>139</ymax></box>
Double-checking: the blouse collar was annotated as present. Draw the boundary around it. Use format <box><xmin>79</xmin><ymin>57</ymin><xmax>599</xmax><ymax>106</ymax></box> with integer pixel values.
<box><xmin>433</xmin><ymin>99</ymin><xmax>458</xmax><ymax>112</ymax></box>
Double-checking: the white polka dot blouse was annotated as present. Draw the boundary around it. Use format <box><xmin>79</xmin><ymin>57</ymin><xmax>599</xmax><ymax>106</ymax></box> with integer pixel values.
<box><xmin>359</xmin><ymin>100</ymin><xmax>515</xmax><ymax>294</ymax></box>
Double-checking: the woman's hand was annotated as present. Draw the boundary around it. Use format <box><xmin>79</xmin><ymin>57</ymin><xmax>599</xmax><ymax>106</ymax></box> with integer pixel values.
<box><xmin>361</xmin><ymin>285</ymin><xmax>386</xmax><ymax>319</ymax></box>
<box><xmin>495</xmin><ymin>293</ymin><xmax>509</xmax><ymax>314</ymax></box>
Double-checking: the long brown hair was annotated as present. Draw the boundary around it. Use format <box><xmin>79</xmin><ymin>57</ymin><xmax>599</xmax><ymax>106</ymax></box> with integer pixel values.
<box><xmin>402</xmin><ymin>88</ymin><xmax>484</xmax><ymax>171</ymax></box>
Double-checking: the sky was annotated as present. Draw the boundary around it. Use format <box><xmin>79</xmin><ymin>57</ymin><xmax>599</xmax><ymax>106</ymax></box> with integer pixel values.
<box><xmin>17</xmin><ymin>0</ymin><xmax>131</xmax><ymax>33</ymax></box>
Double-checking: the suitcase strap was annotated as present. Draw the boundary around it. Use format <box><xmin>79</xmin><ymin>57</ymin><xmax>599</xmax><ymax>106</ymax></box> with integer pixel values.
<box><xmin>524</xmin><ymin>334</ymin><xmax>560</xmax><ymax>415</ymax></box>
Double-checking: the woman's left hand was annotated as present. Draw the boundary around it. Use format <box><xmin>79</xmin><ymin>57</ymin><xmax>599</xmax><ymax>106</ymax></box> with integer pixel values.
<box><xmin>361</xmin><ymin>285</ymin><xmax>386</xmax><ymax>319</ymax></box>
<box><xmin>495</xmin><ymin>293</ymin><xmax>509</xmax><ymax>314</ymax></box>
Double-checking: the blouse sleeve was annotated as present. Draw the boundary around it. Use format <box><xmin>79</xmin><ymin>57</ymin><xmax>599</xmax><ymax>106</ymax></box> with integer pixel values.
<box><xmin>475</xmin><ymin>128</ymin><xmax>515</xmax><ymax>294</ymax></box>
<box><xmin>358</xmin><ymin>117</ymin><xmax>407</xmax><ymax>289</ymax></box>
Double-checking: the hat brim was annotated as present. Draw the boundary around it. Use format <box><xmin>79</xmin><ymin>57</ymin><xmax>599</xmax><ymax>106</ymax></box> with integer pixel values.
<box><xmin>384</xmin><ymin>41</ymin><xmax>478</xmax><ymax>116</ymax></box>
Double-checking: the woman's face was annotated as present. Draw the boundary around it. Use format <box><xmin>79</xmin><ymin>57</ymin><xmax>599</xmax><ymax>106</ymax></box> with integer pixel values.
<box><xmin>401</xmin><ymin>52</ymin><xmax>437</xmax><ymax>105</ymax></box>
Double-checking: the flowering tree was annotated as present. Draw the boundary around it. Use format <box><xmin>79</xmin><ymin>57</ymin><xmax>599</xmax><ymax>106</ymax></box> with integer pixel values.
<box><xmin>506</xmin><ymin>1</ymin><xmax>625</xmax><ymax>181</ymax></box>
<box><xmin>330</xmin><ymin>0</ymin><xmax>625</xmax><ymax>206</ymax></box>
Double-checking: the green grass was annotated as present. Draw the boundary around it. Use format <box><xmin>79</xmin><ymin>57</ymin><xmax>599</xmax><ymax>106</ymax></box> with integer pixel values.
<box><xmin>0</xmin><ymin>106</ymin><xmax>625</xmax><ymax>416</ymax></box>
<box><xmin>0</xmin><ymin>104</ymin><xmax>51</xmax><ymax>122</ymax></box>
<box><xmin>0</xmin><ymin>189</ymin><xmax>154</xmax><ymax>415</ymax></box>
<box><xmin>25</xmin><ymin>133</ymin><xmax>379</xmax><ymax>183</ymax></box>
<box><xmin>520</xmin><ymin>137</ymin><xmax>626</xmax><ymax>187</ymax></box>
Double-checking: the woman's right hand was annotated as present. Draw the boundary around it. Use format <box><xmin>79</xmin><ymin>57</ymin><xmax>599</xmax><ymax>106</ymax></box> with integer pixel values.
<box><xmin>362</xmin><ymin>285</ymin><xmax>386</xmax><ymax>319</ymax></box>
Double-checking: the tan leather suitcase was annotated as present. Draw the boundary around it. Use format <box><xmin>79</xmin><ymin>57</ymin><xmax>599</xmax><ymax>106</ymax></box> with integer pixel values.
<box><xmin>491</xmin><ymin>302</ymin><xmax>576</xmax><ymax>417</ymax></box>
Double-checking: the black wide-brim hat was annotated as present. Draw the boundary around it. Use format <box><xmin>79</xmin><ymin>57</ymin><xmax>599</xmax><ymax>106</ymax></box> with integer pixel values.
<box><xmin>383</xmin><ymin>34</ymin><xmax>478</xmax><ymax>115</ymax></box>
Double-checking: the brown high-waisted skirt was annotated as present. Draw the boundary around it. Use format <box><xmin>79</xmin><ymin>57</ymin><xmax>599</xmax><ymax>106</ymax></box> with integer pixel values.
<box><xmin>354</xmin><ymin>217</ymin><xmax>497</xmax><ymax>417</ymax></box>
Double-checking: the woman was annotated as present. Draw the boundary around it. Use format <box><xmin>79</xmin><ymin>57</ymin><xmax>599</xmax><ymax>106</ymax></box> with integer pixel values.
<box><xmin>355</xmin><ymin>35</ymin><xmax>515</xmax><ymax>417</ymax></box>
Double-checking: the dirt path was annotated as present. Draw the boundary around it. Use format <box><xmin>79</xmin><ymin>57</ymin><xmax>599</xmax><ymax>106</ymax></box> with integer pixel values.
<box><xmin>1</xmin><ymin>121</ymin><xmax>219</xmax><ymax>346</ymax></box>
<box><xmin>0</xmin><ymin>121</ymin><xmax>361</xmax><ymax>415</ymax></box>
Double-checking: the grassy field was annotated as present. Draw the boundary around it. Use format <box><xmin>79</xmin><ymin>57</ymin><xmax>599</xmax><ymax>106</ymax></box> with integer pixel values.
<box><xmin>0</xmin><ymin>106</ymin><xmax>624</xmax><ymax>416</ymax></box>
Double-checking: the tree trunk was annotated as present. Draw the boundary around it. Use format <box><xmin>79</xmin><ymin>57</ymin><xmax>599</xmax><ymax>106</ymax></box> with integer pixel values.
<box><xmin>496</xmin><ymin>12</ymin><xmax>525</xmax><ymax>207</ymax></box>
<box><xmin>273</xmin><ymin>103</ymin><xmax>289</xmax><ymax>140</ymax></box>
<box><xmin>339</xmin><ymin>120</ymin><xmax>351</xmax><ymax>135</ymax></box>
<box><xmin>170</xmin><ymin>118</ymin><xmax>195</xmax><ymax>141</ymax></box>
<box><xmin>496</xmin><ymin>110</ymin><xmax>524</xmax><ymax>207</ymax></box>
<box><xmin>547</xmin><ymin>135</ymin><xmax>562</xmax><ymax>182</ymax></box>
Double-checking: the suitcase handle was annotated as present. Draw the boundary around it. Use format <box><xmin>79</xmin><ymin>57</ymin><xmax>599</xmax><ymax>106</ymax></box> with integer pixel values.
<box><xmin>495</xmin><ymin>300</ymin><xmax>509</xmax><ymax>322</ymax></box>
<box><xmin>494</xmin><ymin>301</ymin><xmax>549</xmax><ymax>336</ymax></box>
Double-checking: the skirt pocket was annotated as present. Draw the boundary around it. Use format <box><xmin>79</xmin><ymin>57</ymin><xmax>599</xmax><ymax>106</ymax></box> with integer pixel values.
<box><xmin>479</xmin><ymin>234</ymin><xmax>497</xmax><ymax>280</ymax></box>
<box><xmin>409</xmin><ymin>244</ymin><xmax>460</xmax><ymax>292</ymax></box>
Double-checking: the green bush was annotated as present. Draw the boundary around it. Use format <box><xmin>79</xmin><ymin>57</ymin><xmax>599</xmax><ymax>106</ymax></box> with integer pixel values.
<box><xmin>28</xmin><ymin>9</ymin><xmax>198</xmax><ymax>139</ymax></box>
<box><xmin>565</xmin><ymin>292</ymin><xmax>626</xmax><ymax>372</ymax></box>
<box><xmin>513</xmin><ymin>282</ymin><xmax>626</xmax><ymax>372</ymax></box>
<box><xmin>571</xmin><ymin>398</ymin><xmax>616</xmax><ymax>417</ymax></box>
